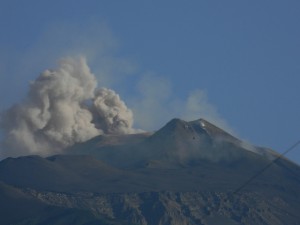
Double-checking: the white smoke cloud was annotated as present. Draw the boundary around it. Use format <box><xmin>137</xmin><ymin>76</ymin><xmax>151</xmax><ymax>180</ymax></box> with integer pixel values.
<box><xmin>130</xmin><ymin>75</ymin><xmax>233</xmax><ymax>134</ymax></box>
<box><xmin>182</xmin><ymin>89</ymin><xmax>234</xmax><ymax>134</ymax></box>
<box><xmin>0</xmin><ymin>57</ymin><xmax>135</xmax><ymax>158</ymax></box>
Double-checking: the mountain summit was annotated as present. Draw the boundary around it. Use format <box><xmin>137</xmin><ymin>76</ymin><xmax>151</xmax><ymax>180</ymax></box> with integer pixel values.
<box><xmin>68</xmin><ymin>118</ymin><xmax>278</xmax><ymax>167</ymax></box>
<box><xmin>0</xmin><ymin>118</ymin><xmax>299</xmax><ymax>225</ymax></box>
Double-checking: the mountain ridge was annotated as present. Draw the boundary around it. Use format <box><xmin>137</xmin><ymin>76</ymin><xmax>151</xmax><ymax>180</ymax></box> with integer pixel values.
<box><xmin>67</xmin><ymin>118</ymin><xmax>283</xmax><ymax>167</ymax></box>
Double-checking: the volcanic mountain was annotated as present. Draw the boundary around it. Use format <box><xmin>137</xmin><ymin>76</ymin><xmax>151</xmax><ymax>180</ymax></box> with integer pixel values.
<box><xmin>0</xmin><ymin>118</ymin><xmax>299</xmax><ymax>225</ymax></box>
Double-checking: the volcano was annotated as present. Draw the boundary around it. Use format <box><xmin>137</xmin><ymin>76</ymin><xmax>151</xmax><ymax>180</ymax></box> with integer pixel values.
<box><xmin>0</xmin><ymin>118</ymin><xmax>299</xmax><ymax>225</ymax></box>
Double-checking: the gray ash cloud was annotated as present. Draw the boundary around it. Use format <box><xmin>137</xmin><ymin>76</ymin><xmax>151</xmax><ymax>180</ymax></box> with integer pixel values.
<box><xmin>0</xmin><ymin>57</ymin><xmax>136</xmax><ymax>158</ymax></box>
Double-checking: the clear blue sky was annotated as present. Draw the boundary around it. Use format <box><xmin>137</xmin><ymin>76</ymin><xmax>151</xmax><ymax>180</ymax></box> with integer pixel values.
<box><xmin>1</xmin><ymin>1</ymin><xmax>300</xmax><ymax>163</ymax></box>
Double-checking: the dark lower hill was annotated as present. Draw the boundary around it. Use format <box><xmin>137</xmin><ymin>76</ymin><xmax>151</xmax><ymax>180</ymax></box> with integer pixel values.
<box><xmin>0</xmin><ymin>118</ymin><xmax>300</xmax><ymax>225</ymax></box>
<box><xmin>0</xmin><ymin>154</ymin><xmax>299</xmax><ymax>194</ymax></box>
<box><xmin>0</xmin><ymin>182</ymin><xmax>123</xmax><ymax>225</ymax></box>
<box><xmin>1</xmin><ymin>184</ymin><xmax>300</xmax><ymax>225</ymax></box>
<box><xmin>0</xmin><ymin>154</ymin><xmax>299</xmax><ymax>224</ymax></box>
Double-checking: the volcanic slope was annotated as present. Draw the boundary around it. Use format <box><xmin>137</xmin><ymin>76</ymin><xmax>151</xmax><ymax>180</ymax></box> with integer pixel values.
<box><xmin>0</xmin><ymin>118</ymin><xmax>299</xmax><ymax>225</ymax></box>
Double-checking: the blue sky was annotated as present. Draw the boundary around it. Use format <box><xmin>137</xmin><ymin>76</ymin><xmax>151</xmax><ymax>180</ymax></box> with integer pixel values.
<box><xmin>0</xmin><ymin>1</ymin><xmax>300</xmax><ymax>163</ymax></box>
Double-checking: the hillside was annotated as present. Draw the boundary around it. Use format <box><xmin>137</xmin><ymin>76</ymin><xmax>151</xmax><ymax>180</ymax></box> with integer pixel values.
<box><xmin>0</xmin><ymin>118</ymin><xmax>299</xmax><ymax>224</ymax></box>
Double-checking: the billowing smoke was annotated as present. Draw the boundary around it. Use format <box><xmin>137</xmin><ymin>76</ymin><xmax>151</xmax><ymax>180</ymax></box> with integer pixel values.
<box><xmin>0</xmin><ymin>57</ymin><xmax>135</xmax><ymax>158</ymax></box>
<box><xmin>91</xmin><ymin>88</ymin><xmax>134</xmax><ymax>134</ymax></box>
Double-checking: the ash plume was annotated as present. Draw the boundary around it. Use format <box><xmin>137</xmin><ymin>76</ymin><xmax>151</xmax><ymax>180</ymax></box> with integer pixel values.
<box><xmin>0</xmin><ymin>57</ymin><xmax>135</xmax><ymax>158</ymax></box>
<box><xmin>91</xmin><ymin>88</ymin><xmax>135</xmax><ymax>134</ymax></box>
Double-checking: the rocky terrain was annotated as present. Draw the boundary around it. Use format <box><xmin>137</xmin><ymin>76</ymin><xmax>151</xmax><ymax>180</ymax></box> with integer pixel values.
<box><xmin>0</xmin><ymin>118</ymin><xmax>299</xmax><ymax>225</ymax></box>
